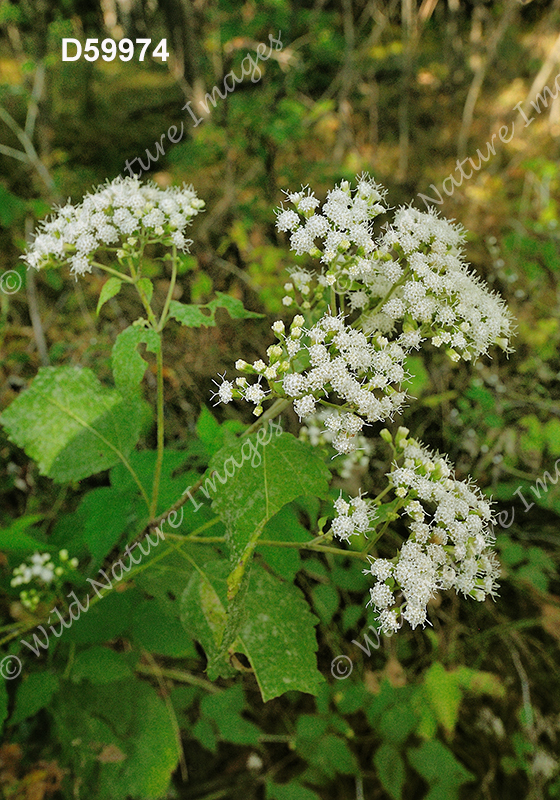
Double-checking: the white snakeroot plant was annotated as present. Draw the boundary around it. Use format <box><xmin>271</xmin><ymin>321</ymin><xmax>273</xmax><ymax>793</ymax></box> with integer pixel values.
<box><xmin>1</xmin><ymin>172</ymin><xmax>513</xmax><ymax>713</ymax></box>
<box><xmin>214</xmin><ymin>173</ymin><xmax>512</xmax><ymax>633</ymax></box>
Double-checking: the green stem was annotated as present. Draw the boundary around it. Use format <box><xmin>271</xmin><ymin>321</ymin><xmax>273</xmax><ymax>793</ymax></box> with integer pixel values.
<box><xmin>330</xmin><ymin>285</ymin><xmax>337</xmax><ymax>315</ymax></box>
<box><xmin>363</xmin><ymin>498</ymin><xmax>405</xmax><ymax>555</ymax></box>
<box><xmin>135</xmin><ymin>663</ymin><xmax>219</xmax><ymax>693</ymax></box>
<box><xmin>151</xmin><ymin>337</ymin><xmax>165</xmax><ymax>518</ymax></box>
<box><xmin>372</xmin><ymin>484</ymin><xmax>392</xmax><ymax>504</ymax></box>
<box><xmin>359</xmin><ymin>266</ymin><xmax>411</xmax><ymax>325</ymax></box>
<box><xmin>91</xmin><ymin>262</ymin><xmax>134</xmax><ymax>283</ymax></box>
<box><xmin>243</xmin><ymin>398</ymin><xmax>290</xmax><ymax>437</ymax></box>
<box><xmin>158</xmin><ymin>245</ymin><xmax>178</xmax><ymax>331</ymax></box>
<box><xmin>164</xmin><ymin>531</ymin><xmax>367</xmax><ymax>559</ymax></box>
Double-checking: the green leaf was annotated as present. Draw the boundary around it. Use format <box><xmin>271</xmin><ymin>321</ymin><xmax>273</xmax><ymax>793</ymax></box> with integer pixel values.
<box><xmin>181</xmin><ymin>561</ymin><xmax>232</xmax><ymax>674</ymax></box>
<box><xmin>71</xmin><ymin>646</ymin><xmax>131</xmax><ymax>685</ymax></box>
<box><xmin>0</xmin><ymin>367</ymin><xmax>148</xmax><ymax>483</ymax></box>
<box><xmin>168</xmin><ymin>291</ymin><xmax>262</xmax><ymax>328</ymax></box>
<box><xmin>406</xmin><ymin>355</ymin><xmax>430</xmax><ymax>398</ymax></box>
<box><xmin>52</xmin><ymin>679</ymin><xmax>178</xmax><ymax>800</ymax></box>
<box><xmin>192</xmin><ymin>716</ymin><xmax>217</xmax><ymax>752</ymax></box>
<box><xmin>58</xmin><ymin>590</ymin><xmax>137</xmax><ymax>645</ymax></box>
<box><xmin>378</xmin><ymin>701</ymin><xmax>417</xmax><ymax>745</ymax></box>
<box><xmin>109</xmin><ymin>449</ymin><xmax>196</xmax><ymax>517</ymax></box>
<box><xmin>78</xmin><ymin>486</ymin><xmax>140</xmax><ymax>562</ymax></box>
<box><xmin>209</xmin><ymin>430</ymin><xmax>330</xmax><ymax>564</ymax></box>
<box><xmin>545</xmin><ymin>419</ymin><xmax>560</xmax><ymax>456</ymax></box>
<box><xmin>134</xmin><ymin>543</ymin><xmax>220</xmax><ymax>617</ymax></box>
<box><xmin>196</xmin><ymin>405</ymin><xmax>223</xmax><ymax>456</ymax></box>
<box><xmin>259</xmin><ymin>505</ymin><xmax>308</xmax><ymax>581</ymax></box>
<box><xmin>0</xmin><ymin>184</ymin><xmax>26</xmax><ymax>226</ymax></box>
<box><xmin>303</xmin><ymin>734</ymin><xmax>357</xmax><ymax>780</ymax></box>
<box><xmin>311</xmin><ymin>583</ymin><xmax>339</xmax><ymax>624</ymax></box>
<box><xmin>407</xmin><ymin>740</ymin><xmax>474</xmax><ymax>796</ymax></box>
<box><xmin>0</xmin><ymin>516</ymin><xmax>51</xmax><ymax>554</ymax></box>
<box><xmin>296</xmin><ymin>714</ymin><xmax>328</xmax><ymax>743</ymax></box>
<box><xmin>374</xmin><ymin>743</ymin><xmax>406</xmax><ymax>800</ymax></box>
<box><xmin>111</xmin><ymin>326</ymin><xmax>161</xmax><ymax>395</ymax></box>
<box><xmin>208</xmin><ymin>291</ymin><xmax>263</xmax><ymax>320</ymax></box>
<box><xmin>10</xmin><ymin>671</ymin><xmax>59</xmax><ymax>725</ymax></box>
<box><xmin>167</xmin><ymin>301</ymin><xmax>214</xmax><ymax>327</ymax></box>
<box><xmin>97</xmin><ymin>277</ymin><xmax>123</xmax><ymax>315</ymax></box>
<box><xmin>213</xmin><ymin>563</ymin><xmax>323</xmax><ymax>701</ymax></box>
<box><xmin>199</xmin><ymin>685</ymin><xmax>261</xmax><ymax>744</ymax></box>
<box><xmin>422</xmin><ymin>662</ymin><xmax>462</xmax><ymax>736</ymax></box>
<box><xmin>132</xmin><ymin>599</ymin><xmax>198</xmax><ymax>658</ymax></box>
<box><xmin>266</xmin><ymin>781</ymin><xmax>321</xmax><ymax>800</ymax></box>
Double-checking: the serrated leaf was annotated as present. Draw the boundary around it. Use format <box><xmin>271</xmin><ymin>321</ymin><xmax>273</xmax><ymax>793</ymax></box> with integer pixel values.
<box><xmin>181</xmin><ymin>562</ymin><xmax>229</xmax><ymax>666</ymax></box>
<box><xmin>311</xmin><ymin>583</ymin><xmax>339</xmax><ymax>624</ymax></box>
<box><xmin>58</xmin><ymin>591</ymin><xmax>137</xmax><ymax>645</ymax></box>
<box><xmin>259</xmin><ymin>505</ymin><xmax>308</xmax><ymax>580</ymax></box>
<box><xmin>112</xmin><ymin>326</ymin><xmax>161</xmax><ymax>395</ymax></box>
<box><xmin>97</xmin><ymin>277</ymin><xmax>123</xmax><ymax>315</ymax></box>
<box><xmin>168</xmin><ymin>292</ymin><xmax>263</xmax><ymax>329</ymax></box>
<box><xmin>207</xmin><ymin>291</ymin><xmax>262</xmax><ymax>320</ymax></box>
<box><xmin>374</xmin><ymin>742</ymin><xmax>405</xmax><ymax>800</ymax></box>
<box><xmin>78</xmin><ymin>486</ymin><xmax>141</xmax><ymax>562</ymax></box>
<box><xmin>10</xmin><ymin>671</ymin><xmax>59</xmax><ymax>725</ymax></box>
<box><xmin>212</xmin><ymin>563</ymin><xmax>323</xmax><ymax>700</ymax></box>
<box><xmin>196</xmin><ymin>405</ymin><xmax>223</xmax><ymax>456</ymax></box>
<box><xmin>200</xmin><ymin>686</ymin><xmax>260</xmax><ymax>744</ymax></box>
<box><xmin>209</xmin><ymin>429</ymin><xmax>330</xmax><ymax>563</ymax></box>
<box><xmin>0</xmin><ymin>367</ymin><xmax>147</xmax><ymax>482</ymax></box>
<box><xmin>167</xmin><ymin>301</ymin><xmax>215</xmax><ymax>327</ymax></box>
<box><xmin>192</xmin><ymin>717</ymin><xmax>217</xmax><ymax>752</ymax></box>
<box><xmin>303</xmin><ymin>734</ymin><xmax>356</xmax><ymax>779</ymax></box>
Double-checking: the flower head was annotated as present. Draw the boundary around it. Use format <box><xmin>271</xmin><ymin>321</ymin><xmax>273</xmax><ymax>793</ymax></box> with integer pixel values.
<box><xmin>23</xmin><ymin>176</ymin><xmax>204</xmax><ymax>277</ymax></box>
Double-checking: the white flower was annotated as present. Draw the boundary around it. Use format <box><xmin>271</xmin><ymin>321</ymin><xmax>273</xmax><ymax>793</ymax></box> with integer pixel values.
<box><xmin>211</xmin><ymin>374</ymin><xmax>235</xmax><ymax>405</ymax></box>
<box><xmin>331</xmin><ymin>492</ymin><xmax>376</xmax><ymax>542</ymax></box>
<box><xmin>23</xmin><ymin>176</ymin><xmax>203</xmax><ymax>276</ymax></box>
<box><xmin>367</xmin><ymin>432</ymin><xmax>500</xmax><ymax>633</ymax></box>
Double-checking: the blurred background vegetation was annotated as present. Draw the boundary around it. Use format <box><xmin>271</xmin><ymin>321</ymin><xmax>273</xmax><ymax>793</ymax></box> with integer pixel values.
<box><xmin>1</xmin><ymin>0</ymin><xmax>560</xmax><ymax>798</ymax></box>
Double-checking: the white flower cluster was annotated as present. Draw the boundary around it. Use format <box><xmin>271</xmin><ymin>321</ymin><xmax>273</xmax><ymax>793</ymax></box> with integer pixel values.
<box><xmin>331</xmin><ymin>493</ymin><xmax>377</xmax><ymax>542</ymax></box>
<box><xmin>299</xmin><ymin>409</ymin><xmax>374</xmax><ymax>478</ymax></box>
<box><xmin>213</xmin><ymin>310</ymin><xmax>408</xmax><ymax>445</ymax></box>
<box><xmin>363</xmin><ymin>206</ymin><xmax>513</xmax><ymax>360</ymax></box>
<box><xmin>275</xmin><ymin>176</ymin><xmax>386</xmax><ymax>264</ymax></box>
<box><xmin>212</xmin><ymin>315</ymin><xmax>309</xmax><ymax>416</ymax></box>
<box><xmin>23</xmin><ymin>176</ymin><xmax>204</xmax><ymax>276</ymax></box>
<box><xmin>276</xmin><ymin>176</ymin><xmax>512</xmax><ymax>363</ymax></box>
<box><xmin>214</xmin><ymin>174</ymin><xmax>512</xmax><ymax>453</ymax></box>
<box><xmin>364</xmin><ymin>428</ymin><xmax>500</xmax><ymax>634</ymax></box>
<box><xmin>11</xmin><ymin>550</ymin><xmax>79</xmax><ymax>611</ymax></box>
